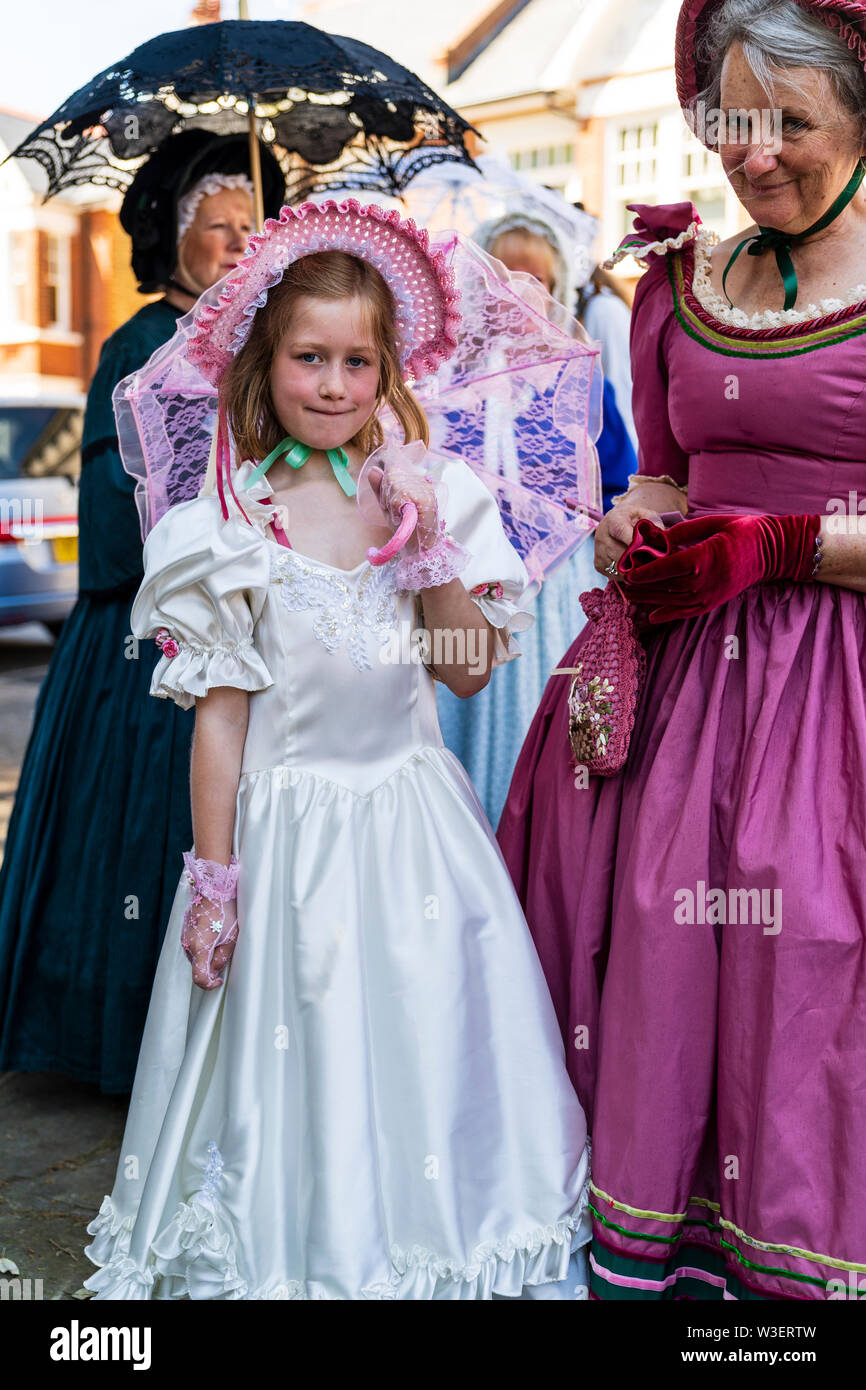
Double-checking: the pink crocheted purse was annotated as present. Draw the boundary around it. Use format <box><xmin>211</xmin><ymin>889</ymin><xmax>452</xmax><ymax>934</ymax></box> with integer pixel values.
<box><xmin>567</xmin><ymin>582</ymin><xmax>647</xmax><ymax>777</ymax></box>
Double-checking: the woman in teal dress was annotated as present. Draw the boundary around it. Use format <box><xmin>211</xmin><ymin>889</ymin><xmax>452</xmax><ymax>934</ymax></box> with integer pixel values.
<box><xmin>0</xmin><ymin>131</ymin><xmax>285</xmax><ymax>1093</ymax></box>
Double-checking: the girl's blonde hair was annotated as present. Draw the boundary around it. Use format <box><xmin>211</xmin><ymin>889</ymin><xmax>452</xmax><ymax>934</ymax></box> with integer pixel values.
<box><xmin>220</xmin><ymin>249</ymin><xmax>429</xmax><ymax>461</ymax></box>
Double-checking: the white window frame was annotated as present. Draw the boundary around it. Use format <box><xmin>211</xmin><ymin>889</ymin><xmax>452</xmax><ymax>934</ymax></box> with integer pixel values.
<box><xmin>604</xmin><ymin>109</ymin><xmax>681</xmax><ymax>252</ymax></box>
<box><xmin>679</xmin><ymin>124</ymin><xmax>740</xmax><ymax>239</ymax></box>
<box><xmin>9</xmin><ymin>228</ymin><xmax>32</xmax><ymax>330</ymax></box>
<box><xmin>43</xmin><ymin>232</ymin><xmax>71</xmax><ymax>332</ymax></box>
<box><xmin>604</xmin><ymin>109</ymin><xmax>740</xmax><ymax>262</ymax></box>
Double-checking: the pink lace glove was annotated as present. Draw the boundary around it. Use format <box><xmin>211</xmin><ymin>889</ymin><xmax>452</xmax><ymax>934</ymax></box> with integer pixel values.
<box><xmin>368</xmin><ymin>460</ymin><xmax>469</xmax><ymax>590</ymax></box>
<box><xmin>181</xmin><ymin>851</ymin><xmax>240</xmax><ymax>991</ymax></box>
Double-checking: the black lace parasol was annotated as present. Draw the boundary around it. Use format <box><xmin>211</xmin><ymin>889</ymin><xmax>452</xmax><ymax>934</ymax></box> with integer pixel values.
<box><xmin>7</xmin><ymin>19</ymin><xmax>478</xmax><ymax>207</ymax></box>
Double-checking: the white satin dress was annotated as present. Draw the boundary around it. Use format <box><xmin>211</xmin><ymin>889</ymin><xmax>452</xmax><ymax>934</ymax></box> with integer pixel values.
<box><xmin>83</xmin><ymin>453</ymin><xmax>591</xmax><ymax>1300</ymax></box>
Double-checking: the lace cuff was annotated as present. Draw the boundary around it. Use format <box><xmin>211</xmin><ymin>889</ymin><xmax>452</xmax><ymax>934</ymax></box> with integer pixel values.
<box><xmin>610</xmin><ymin>474</ymin><xmax>689</xmax><ymax>507</ymax></box>
<box><xmin>181</xmin><ymin>852</ymin><xmax>240</xmax><ymax>989</ymax></box>
<box><xmin>183</xmin><ymin>851</ymin><xmax>239</xmax><ymax>900</ymax></box>
<box><xmin>150</xmin><ymin>631</ymin><xmax>273</xmax><ymax>711</ymax></box>
<box><xmin>395</xmin><ymin>526</ymin><xmax>470</xmax><ymax>591</ymax></box>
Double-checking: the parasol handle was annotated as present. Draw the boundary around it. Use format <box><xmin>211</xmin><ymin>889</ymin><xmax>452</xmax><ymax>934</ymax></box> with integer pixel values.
<box><xmin>367</xmin><ymin>502</ymin><xmax>418</xmax><ymax>566</ymax></box>
<box><xmin>239</xmin><ymin>0</ymin><xmax>265</xmax><ymax>232</ymax></box>
<box><xmin>247</xmin><ymin>110</ymin><xmax>265</xmax><ymax>232</ymax></box>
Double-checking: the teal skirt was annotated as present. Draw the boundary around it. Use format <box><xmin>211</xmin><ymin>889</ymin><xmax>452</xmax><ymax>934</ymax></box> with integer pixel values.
<box><xmin>0</xmin><ymin>582</ymin><xmax>194</xmax><ymax>1093</ymax></box>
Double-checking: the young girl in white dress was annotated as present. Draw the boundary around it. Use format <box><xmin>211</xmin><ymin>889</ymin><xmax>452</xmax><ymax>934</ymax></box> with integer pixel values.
<box><xmin>83</xmin><ymin>201</ymin><xmax>590</xmax><ymax>1300</ymax></box>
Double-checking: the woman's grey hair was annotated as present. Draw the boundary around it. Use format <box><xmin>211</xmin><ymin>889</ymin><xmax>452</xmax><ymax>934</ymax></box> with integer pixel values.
<box><xmin>694</xmin><ymin>0</ymin><xmax>866</xmax><ymax>141</ymax></box>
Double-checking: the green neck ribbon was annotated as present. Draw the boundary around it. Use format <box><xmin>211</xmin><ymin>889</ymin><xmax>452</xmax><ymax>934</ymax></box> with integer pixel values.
<box><xmin>242</xmin><ymin>435</ymin><xmax>357</xmax><ymax>498</ymax></box>
<box><xmin>722</xmin><ymin>161</ymin><xmax>866</xmax><ymax>311</ymax></box>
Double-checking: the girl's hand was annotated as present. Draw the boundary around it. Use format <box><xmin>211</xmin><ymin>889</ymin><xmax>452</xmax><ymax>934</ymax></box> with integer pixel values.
<box><xmin>367</xmin><ymin>464</ymin><xmax>441</xmax><ymax>549</ymax></box>
<box><xmin>594</xmin><ymin>500</ymin><xmax>666</xmax><ymax>575</ymax></box>
<box><xmin>181</xmin><ymin>896</ymin><xmax>239</xmax><ymax>991</ymax></box>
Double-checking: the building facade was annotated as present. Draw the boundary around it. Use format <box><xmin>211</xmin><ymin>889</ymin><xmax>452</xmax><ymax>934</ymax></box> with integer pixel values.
<box><xmin>303</xmin><ymin>0</ymin><xmax>748</xmax><ymax>264</ymax></box>
<box><xmin>1</xmin><ymin>0</ymin><xmax>751</xmax><ymax>401</ymax></box>
<box><xmin>0</xmin><ymin>109</ymin><xmax>147</xmax><ymax>399</ymax></box>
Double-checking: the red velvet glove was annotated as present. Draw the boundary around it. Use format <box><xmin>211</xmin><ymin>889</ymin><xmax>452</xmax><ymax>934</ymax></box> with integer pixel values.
<box><xmin>616</xmin><ymin>512</ymin><xmax>822</xmax><ymax>624</ymax></box>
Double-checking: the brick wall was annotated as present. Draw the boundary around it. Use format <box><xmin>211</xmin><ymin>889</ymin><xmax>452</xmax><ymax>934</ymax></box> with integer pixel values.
<box><xmin>78</xmin><ymin>210</ymin><xmax>158</xmax><ymax>380</ymax></box>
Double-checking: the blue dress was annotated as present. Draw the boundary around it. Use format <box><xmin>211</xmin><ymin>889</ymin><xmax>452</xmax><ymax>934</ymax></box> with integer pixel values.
<box><xmin>0</xmin><ymin>300</ymin><xmax>195</xmax><ymax>1094</ymax></box>
<box><xmin>437</xmin><ymin>378</ymin><xmax>636</xmax><ymax>828</ymax></box>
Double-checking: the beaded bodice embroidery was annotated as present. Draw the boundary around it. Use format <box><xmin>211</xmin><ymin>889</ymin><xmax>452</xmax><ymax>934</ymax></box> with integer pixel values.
<box><xmin>268</xmin><ymin>548</ymin><xmax>400</xmax><ymax>673</ymax></box>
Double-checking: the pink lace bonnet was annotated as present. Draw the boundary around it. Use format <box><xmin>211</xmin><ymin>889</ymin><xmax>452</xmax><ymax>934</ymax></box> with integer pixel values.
<box><xmin>188</xmin><ymin>197</ymin><xmax>461</xmax><ymax>387</ymax></box>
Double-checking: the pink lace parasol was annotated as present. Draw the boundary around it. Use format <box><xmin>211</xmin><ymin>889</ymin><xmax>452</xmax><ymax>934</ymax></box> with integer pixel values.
<box><xmin>404</xmin><ymin>234</ymin><xmax>602</xmax><ymax>587</ymax></box>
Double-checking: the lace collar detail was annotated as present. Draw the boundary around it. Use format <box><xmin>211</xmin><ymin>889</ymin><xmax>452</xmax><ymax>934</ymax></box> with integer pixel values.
<box><xmin>690</xmin><ymin>224</ymin><xmax>866</xmax><ymax>330</ymax></box>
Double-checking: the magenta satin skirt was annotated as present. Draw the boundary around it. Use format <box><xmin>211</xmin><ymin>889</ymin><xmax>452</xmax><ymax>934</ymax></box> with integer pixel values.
<box><xmin>498</xmin><ymin>578</ymin><xmax>866</xmax><ymax>1299</ymax></box>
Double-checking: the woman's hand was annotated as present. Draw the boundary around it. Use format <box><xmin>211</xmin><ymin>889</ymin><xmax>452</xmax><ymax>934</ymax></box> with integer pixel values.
<box><xmin>594</xmin><ymin>479</ymin><xmax>687</xmax><ymax>574</ymax></box>
<box><xmin>181</xmin><ymin>895</ymin><xmax>238</xmax><ymax>991</ymax></box>
<box><xmin>595</xmin><ymin>500</ymin><xmax>667</xmax><ymax>575</ymax></box>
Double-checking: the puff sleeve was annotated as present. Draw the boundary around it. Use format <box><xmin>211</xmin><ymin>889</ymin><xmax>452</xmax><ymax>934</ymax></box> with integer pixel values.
<box><xmin>604</xmin><ymin>202</ymin><xmax>696</xmax><ymax>491</ymax></box>
<box><xmin>628</xmin><ymin>257</ymin><xmax>690</xmax><ymax>487</ymax></box>
<box><xmin>130</xmin><ymin>495</ymin><xmax>274</xmax><ymax>711</ymax></box>
<box><xmin>420</xmin><ymin>453</ymin><xmax>535</xmax><ymax>672</ymax></box>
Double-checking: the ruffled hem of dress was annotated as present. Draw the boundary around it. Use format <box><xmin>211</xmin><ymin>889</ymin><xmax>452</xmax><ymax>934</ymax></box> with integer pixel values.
<box><xmin>375</xmin><ymin>1197</ymin><xmax>590</xmax><ymax>1300</ymax></box>
<box><xmin>83</xmin><ymin>1192</ymin><xmax>248</xmax><ymax>1300</ymax></box>
<box><xmin>82</xmin><ymin>1175</ymin><xmax>590</xmax><ymax>1301</ymax></box>
<box><xmin>150</xmin><ymin>642</ymin><xmax>274</xmax><ymax>711</ymax></box>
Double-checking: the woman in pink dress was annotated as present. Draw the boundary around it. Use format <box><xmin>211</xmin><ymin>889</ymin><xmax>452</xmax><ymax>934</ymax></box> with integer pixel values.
<box><xmin>498</xmin><ymin>0</ymin><xmax>866</xmax><ymax>1299</ymax></box>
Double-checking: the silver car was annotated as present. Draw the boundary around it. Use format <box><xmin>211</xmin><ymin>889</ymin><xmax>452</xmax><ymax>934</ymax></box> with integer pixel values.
<box><xmin>0</xmin><ymin>392</ymin><xmax>83</xmax><ymax>636</ymax></box>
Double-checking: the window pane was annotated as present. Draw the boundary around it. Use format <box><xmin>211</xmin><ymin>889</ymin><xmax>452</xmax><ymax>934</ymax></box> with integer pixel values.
<box><xmin>688</xmin><ymin>189</ymin><xmax>726</xmax><ymax>233</ymax></box>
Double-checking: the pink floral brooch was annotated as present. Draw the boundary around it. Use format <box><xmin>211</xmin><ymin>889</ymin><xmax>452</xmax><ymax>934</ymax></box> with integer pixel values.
<box><xmin>155</xmin><ymin>628</ymin><xmax>180</xmax><ymax>660</ymax></box>
<box><xmin>470</xmin><ymin>581</ymin><xmax>505</xmax><ymax>601</ymax></box>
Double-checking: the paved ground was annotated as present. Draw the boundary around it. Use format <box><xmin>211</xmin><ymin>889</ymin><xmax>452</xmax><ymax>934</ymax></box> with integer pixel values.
<box><xmin>0</xmin><ymin>625</ymin><xmax>57</xmax><ymax>856</ymax></box>
<box><xmin>0</xmin><ymin>1072</ymin><xmax>127</xmax><ymax>1299</ymax></box>
<box><xmin>0</xmin><ymin>624</ymin><xmax>124</xmax><ymax>1300</ymax></box>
